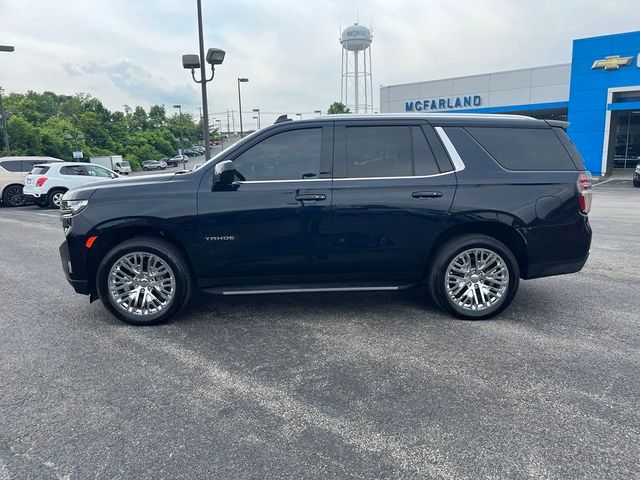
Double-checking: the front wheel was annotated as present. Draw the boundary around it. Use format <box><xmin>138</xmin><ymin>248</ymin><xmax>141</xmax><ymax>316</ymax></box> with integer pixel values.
<box><xmin>96</xmin><ymin>238</ymin><xmax>192</xmax><ymax>326</ymax></box>
<box><xmin>634</xmin><ymin>179</ymin><xmax>640</xmax><ymax>188</ymax></box>
<box><xmin>428</xmin><ymin>234</ymin><xmax>520</xmax><ymax>320</ymax></box>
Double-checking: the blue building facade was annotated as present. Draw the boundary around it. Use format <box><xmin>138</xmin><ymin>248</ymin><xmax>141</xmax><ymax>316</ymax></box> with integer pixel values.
<box><xmin>381</xmin><ymin>31</ymin><xmax>640</xmax><ymax>176</ymax></box>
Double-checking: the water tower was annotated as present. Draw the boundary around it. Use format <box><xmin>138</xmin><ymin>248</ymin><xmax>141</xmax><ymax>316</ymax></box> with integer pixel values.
<box><xmin>340</xmin><ymin>23</ymin><xmax>373</xmax><ymax>113</ymax></box>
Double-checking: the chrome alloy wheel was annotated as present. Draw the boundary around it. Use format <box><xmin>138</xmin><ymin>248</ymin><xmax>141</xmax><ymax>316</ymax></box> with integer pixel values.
<box><xmin>445</xmin><ymin>248</ymin><xmax>509</xmax><ymax>311</ymax></box>
<box><xmin>107</xmin><ymin>252</ymin><xmax>176</xmax><ymax>316</ymax></box>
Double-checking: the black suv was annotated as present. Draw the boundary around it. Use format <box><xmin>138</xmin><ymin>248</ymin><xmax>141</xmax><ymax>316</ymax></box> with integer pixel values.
<box><xmin>59</xmin><ymin>114</ymin><xmax>592</xmax><ymax>325</ymax></box>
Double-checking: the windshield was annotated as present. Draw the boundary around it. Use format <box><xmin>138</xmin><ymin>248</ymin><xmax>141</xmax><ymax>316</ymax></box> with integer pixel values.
<box><xmin>192</xmin><ymin>129</ymin><xmax>262</xmax><ymax>171</ymax></box>
<box><xmin>119</xmin><ymin>161</ymin><xmax>130</xmax><ymax>167</ymax></box>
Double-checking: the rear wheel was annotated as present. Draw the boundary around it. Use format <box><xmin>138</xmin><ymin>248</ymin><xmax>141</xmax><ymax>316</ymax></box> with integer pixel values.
<box><xmin>428</xmin><ymin>234</ymin><xmax>520</xmax><ymax>320</ymax></box>
<box><xmin>96</xmin><ymin>238</ymin><xmax>192</xmax><ymax>326</ymax></box>
<box><xmin>2</xmin><ymin>185</ymin><xmax>26</xmax><ymax>207</ymax></box>
<box><xmin>634</xmin><ymin>179</ymin><xmax>640</xmax><ymax>187</ymax></box>
<box><xmin>48</xmin><ymin>189</ymin><xmax>66</xmax><ymax>208</ymax></box>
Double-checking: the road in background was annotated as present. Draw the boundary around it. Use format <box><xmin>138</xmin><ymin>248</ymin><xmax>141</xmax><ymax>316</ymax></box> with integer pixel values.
<box><xmin>0</xmin><ymin>184</ymin><xmax>638</xmax><ymax>479</ymax></box>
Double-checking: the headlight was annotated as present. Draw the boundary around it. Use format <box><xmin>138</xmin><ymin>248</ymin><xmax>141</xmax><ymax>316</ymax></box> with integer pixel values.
<box><xmin>61</xmin><ymin>199</ymin><xmax>89</xmax><ymax>216</ymax></box>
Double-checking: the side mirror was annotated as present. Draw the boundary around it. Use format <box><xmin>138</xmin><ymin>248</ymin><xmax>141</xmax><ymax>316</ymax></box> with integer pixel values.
<box><xmin>213</xmin><ymin>160</ymin><xmax>235</xmax><ymax>190</ymax></box>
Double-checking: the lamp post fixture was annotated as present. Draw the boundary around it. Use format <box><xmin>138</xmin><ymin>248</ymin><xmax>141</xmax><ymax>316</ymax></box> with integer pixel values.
<box><xmin>296</xmin><ymin>113</ymin><xmax>302</xmax><ymax>120</ymax></box>
<box><xmin>237</xmin><ymin>77</ymin><xmax>249</xmax><ymax>137</ymax></box>
<box><xmin>1</xmin><ymin>45</ymin><xmax>15</xmax><ymax>156</ymax></box>
<box><xmin>314</xmin><ymin>110</ymin><xmax>322</xmax><ymax>116</ymax></box>
<box><xmin>252</xmin><ymin>108</ymin><xmax>261</xmax><ymax>129</ymax></box>
<box><xmin>181</xmin><ymin>0</ymin><xmax>225</xmax><ymax>160</ymax></box>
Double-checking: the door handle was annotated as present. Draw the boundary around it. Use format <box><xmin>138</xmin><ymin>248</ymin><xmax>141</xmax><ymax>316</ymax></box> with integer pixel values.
<box><xmin>412</xmin><ymin>191</ymin><xmax>443</xmax><ymax>199</ymax></box>
<box><xmin>295</xmin><ymin>193</ymin><xmax>327</xmax><ymax>201</ymax></box>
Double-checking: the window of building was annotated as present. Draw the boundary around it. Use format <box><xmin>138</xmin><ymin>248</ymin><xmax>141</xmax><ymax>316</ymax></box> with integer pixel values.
<box><xmin>465</xmin><ymin>127</ymin><xmax>576</xmax><ymax>170</ymax></box>
<box><xmin>233</xmin><ymin>128</ymin><xmax>322</xmax><ymax>181</ymax></box>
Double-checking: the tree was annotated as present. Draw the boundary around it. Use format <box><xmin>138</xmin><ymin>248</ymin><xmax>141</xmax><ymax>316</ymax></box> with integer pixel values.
<box><xmin>327</xmin><ymin>102</ymin><xmax>350</xmax><ymax>114</ymax></box>
<box><xmin>148</xmin><ymin>105</ymin><xmax>167</xmax><ymax>129</ymax></box>
<box><xmin>130</xmin><ymin>106</ymin><xmax>148</xmax><ymax>131</ymax></box>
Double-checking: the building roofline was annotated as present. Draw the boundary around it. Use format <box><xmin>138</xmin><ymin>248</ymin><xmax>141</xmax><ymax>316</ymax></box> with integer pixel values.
<box><xmin>380</xmin><ymin>63</ymin><xmax>571</xmax><ymax>90</ymax></box>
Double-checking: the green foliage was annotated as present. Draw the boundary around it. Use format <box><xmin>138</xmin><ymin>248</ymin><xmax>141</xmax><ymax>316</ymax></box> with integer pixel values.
<box><xmin>0</xmin><ymin>90</ymin><xmax>202</xmax><ymax>168</ymax></box>
<box><xmin>327</xmin><ymin>101</ymin><xmax>350</xmax><ymax>114</ymax></box>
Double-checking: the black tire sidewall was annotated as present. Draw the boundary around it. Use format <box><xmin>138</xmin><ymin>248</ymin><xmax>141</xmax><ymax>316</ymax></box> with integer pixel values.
<box><xmin>430</xmin><ymin>235</ymin><xmax>520</xmax><ymax>320</ymax></box>
<box><xmin>3</xmin><ymin>185</ymin><xmax>25</xmax><ymax>207</ymax></box>
<box><xmin>96</xmin><ymin>238</ymin><xmax>192</xmax><ymax>326</ymax></box>
<box><xmin>48</xmin><ymin>189</ymin><xmax>66</xmax><ymax>208</ymax></box>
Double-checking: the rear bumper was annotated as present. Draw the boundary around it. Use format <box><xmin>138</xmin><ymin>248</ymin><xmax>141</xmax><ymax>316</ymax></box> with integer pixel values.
<box><xmin>59</xmin><ymin>240</ymin><xmax>90</xmax><ymax>295</ymax></box>
<box><xmin>524</xmin><ymin>255</ymin><xmax>589</xmax><ymax>279</ymax></box>
<box><xmin>521</xmin><ymin>216</ymin><xmax>592</xmax><ymax>279</ymax></box>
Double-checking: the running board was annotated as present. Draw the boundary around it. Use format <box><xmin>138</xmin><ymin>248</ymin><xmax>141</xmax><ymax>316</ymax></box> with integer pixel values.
<box><xmin>202</xmin><ymin>283</ymin><xmax>416</xmax><ymax>296</ymax></box>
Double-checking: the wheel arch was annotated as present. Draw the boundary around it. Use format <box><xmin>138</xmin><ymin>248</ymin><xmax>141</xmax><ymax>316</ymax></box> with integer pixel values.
<box><xmin>427</xmin><ymin>221</ymin><xmax>529</xmax><ymax>278</ymax></box>
<box><xmin>86</xmin><ymin>220</ymin><xmax>195</xmax><ymax>294</ymax></box>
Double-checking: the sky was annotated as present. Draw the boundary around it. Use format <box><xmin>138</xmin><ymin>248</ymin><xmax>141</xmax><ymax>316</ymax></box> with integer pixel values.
<box><xmin>2</xmin><ymin>0</ymin><xmax>640</xmax><ymax>127</ymax></box>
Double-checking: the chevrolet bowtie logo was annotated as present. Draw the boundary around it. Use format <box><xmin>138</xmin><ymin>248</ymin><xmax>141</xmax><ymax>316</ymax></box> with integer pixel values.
<box><xmin>591</xmin><ymin>55</ymin><xmax>634</xmax><ymax>70</ymax></box>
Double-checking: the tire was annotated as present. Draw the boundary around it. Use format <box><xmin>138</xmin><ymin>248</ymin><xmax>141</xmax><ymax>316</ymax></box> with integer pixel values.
<box><xmin>2</xmin><ymin>184</ymin><xmax>26</xmax><ymax>207</ymax></box>
<box><xmin>143</xmin><ymin>167</ymin><xmax>149</xmax><ymax>171</ymax></box>
<box><xmin>96</xmin><ymin>237</ymin><xmax>192</xmax><ymax>326</ymax></box>
<box><xmin>634</xmin><ymin>180</ymin><xmax>640</xmax><ymax>188</ymax></box>
<box><xmin>428</xmin><ymin>234</ymin><xmax>520</xmax><ymax>320</ymax></box>
<box><xmin>47</xmin><ymin>189</ymin><xmax>66</xmax><ymax>209</ymax></box>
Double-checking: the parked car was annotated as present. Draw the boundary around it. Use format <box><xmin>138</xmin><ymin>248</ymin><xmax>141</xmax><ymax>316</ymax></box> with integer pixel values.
<box><xmin>142</xmin><ymin>160</ymin><xmax>167</xmax><ymax>171</ymax></box>
<box><xmin>183</xmin><ymin>149</ymin><xmax>199</xmax><ymax>157</ymax></box>
<box><xmin>0</xmin><ymin>156</ymin><xmax>62</xmax><ymax>207</ymax></box>
<box><xmin>168</xmin><ymin>155</ymin><xmax>187</xmax><ymax>166</ymax></box>
<box><xmin>59</xmin><ymin>114</ymin><xmax>592</xmax><ymax>326</ymax></box>
<box><xmin>633</xmin><ymin>162</ymin><xmax>640</xmax><ymax>187</ymax></box>
<box><xmin>24</xmin><ymin>162</ymin><xmax>118</xmax><ymax>208</ymax></box>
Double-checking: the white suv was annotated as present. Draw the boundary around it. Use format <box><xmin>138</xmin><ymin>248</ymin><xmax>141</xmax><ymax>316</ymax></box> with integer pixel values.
<box><xmin>24</xmin><ymin>162</ymin><xmax>119</xmax><ymax>208</ymax></box>
<box><xmin>0</xmin><ymin>156</ymin><xmax>62</xmax><ymax>207</ymax></box>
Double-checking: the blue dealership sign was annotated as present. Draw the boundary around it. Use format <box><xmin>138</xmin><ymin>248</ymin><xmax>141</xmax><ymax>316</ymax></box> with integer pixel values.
<box><xmin>405</xmin><ymin>95</ymin><xmax>482</xmax><ymax>111</ymax></box>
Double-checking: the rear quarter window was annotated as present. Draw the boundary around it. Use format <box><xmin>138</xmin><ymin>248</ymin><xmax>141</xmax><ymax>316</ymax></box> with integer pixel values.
<box><xmin>0</xmin><ymin>161</ymin><xmax>22</xmax><ymax>172</ymax></box>
<box><xmin>30</xmin><ymin>166</ymin><xmax>50</xmax><ymax>175</ymax></box>
<box><xmin>465</xmin><ymin>127</ymin><xmax>577</xmax><ymax>171</ymax></box>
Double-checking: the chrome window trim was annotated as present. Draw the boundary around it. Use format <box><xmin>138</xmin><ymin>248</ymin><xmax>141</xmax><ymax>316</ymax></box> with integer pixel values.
<box><xmin>434</xmin><ymin>126</ymin><xmax>466</xmax><ymax>172</ymax></box>
<box><xmin>236</xmin><ymin>171</ymin><xmax>456</xmax><ymax>184</ymax></box>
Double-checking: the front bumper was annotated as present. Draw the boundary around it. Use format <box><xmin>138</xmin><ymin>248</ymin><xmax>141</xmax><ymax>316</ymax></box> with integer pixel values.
<box><xmin>59</xmin><ymin>240</ymin><xmax>90</xmax><ymax>295</ymax></box>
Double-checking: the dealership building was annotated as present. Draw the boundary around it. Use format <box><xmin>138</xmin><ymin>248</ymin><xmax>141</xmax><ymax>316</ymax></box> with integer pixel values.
<box><xmin>380</xmin><ymin>31</ymin><xmax>640</xmax><ymax>176</ymax></box>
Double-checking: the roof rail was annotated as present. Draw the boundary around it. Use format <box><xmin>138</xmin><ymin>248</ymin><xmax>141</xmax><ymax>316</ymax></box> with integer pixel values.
<box><xmin>545</xmin><ymin>119</ymin><xmax>569</xmax><ymax>130</ymax></box>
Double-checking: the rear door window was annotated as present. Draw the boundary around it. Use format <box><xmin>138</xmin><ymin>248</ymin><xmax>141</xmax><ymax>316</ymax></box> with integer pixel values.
<box><xmin>465</xmin><ymin>127</ymin><xmax>577</xmax><ymax>171</ymax></box>
<box><xmin>85</xmin><ymin>165</ymin><xmax>112</xmax><ymax>177</ymax></box>
<box><xmin>345</xmin><ymin>126</ymin><xmax>413</xmax><ymax>178</ymax></box>
<box><xmin>60</xmin><ymin>165</ymin><xmax>86</xmax><ymax>176</ymax></box>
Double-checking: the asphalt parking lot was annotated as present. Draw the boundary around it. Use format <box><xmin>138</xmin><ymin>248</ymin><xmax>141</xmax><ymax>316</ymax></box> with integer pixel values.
<box><xmin>0</xmin><ymin>181</ymin><xmax>638</xmax><ymax>479</ymax></box>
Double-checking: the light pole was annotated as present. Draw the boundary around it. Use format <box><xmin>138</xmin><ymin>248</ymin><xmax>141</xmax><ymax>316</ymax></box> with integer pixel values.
<box><xmin>252</xmin><ymin>108</ymin><xmax>261</xmax><ymax>129</ymax></box>
<box><xmin>252</xmin><ymin>116</ymin><xmax>259</xmax><ymax>131</ymax></box>
<box><xmin>181</xmin><ymin>0</ymin><xmax>225</xmax><ymax>160</ymax></box>
<box><xmin>1</xmin><ymin>45</ymin><xmax>15</xmax><ymax>156</ymax></box>
<box><xmin>0</xmin><ymin>87</ymin><xmax>10</xmax><ymax>156</ymax></box>
<box><xmin>296</xmin><ymin>113</ymin><xmax>302</xmax><ymax>120</ymax></box>
<box><xmin>173</xmin><ymin>104</ymin><xmax>183</xmax><ymax>155</ymax></box>
<box><xmin>237</xmin><ymin>77</ymin><xmax>248</xmax><ymax>137</ymax></box>
<box><xmin>214</xmin><ymin>119</ymin><xmax>224</xmax><ymax>149</ymax></box>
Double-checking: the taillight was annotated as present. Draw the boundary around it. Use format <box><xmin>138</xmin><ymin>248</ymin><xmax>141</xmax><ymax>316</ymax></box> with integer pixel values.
<box><xmin>35</xmin><ymin>177</ymin><xmax>48</xmax><ymax>187</ymax></box>
<box><xmin>577</xmin><ymin>171</ymin><xmax>592</xmax><ymax>214</ymax></box>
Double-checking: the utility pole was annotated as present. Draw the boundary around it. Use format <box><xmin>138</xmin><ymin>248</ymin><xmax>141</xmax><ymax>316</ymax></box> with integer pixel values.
<box><xmin>226</xmin><ymin>109</ymin><xmax>230</xmax><ymax>135</ymax></box>
<box><xmin>0</xmin><ymin>87</ymin><xmax>10</xmax><ymax>156</ymax></box>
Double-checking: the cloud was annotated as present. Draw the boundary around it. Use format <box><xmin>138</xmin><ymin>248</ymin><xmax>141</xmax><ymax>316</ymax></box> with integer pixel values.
<box><xmin>62</xmin><ymin>59</ymin><xmax>199</xmax><ymax>108</ymax></box>
<box><xmin>4</xmin><ymin>0</ymin><xmax>640</xmax><ymax>124</ymax></box>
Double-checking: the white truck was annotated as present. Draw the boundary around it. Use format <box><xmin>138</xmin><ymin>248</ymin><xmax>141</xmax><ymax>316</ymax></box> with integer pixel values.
<box><xmin>91</xmin><ymin>155</ymin><xmax>132</xmax><ymax>175</ymax></box>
